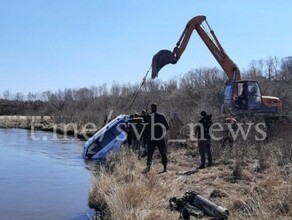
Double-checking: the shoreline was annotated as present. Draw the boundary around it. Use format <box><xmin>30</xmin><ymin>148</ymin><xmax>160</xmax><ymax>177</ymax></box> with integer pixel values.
<box><xmin>0</xmin><ymin>115</ymin><xmax>96</xmax><ymax>141</ymax></box>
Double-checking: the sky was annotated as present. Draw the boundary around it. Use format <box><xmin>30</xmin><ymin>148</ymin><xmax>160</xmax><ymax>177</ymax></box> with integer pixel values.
<box><xmin>0</xmin><ymin>0</ymin><xmax>291</xmax><ymax>96</ymax></box>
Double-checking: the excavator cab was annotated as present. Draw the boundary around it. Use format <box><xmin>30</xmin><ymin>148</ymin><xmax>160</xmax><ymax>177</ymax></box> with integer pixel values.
<box><xmin>223</xmin><ymin>80</ymin><xmax>263</xmax><ymax>114</ymax></box>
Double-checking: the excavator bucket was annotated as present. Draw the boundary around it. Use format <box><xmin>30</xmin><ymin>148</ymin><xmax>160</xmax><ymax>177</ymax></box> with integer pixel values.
<box><xmin>151</xmin><ymin>50</ymin><xmax>177</xmax><ymax>79</ymax></box>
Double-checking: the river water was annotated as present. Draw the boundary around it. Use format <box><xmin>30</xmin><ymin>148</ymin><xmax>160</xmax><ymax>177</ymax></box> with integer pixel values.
<box><xmin>0</xmin><ymin>128</ymin><xmax>94</xmax><ymax>220</ymax></box>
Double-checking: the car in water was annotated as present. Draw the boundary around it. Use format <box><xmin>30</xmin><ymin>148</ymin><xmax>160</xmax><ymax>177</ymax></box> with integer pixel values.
<box><xmin>83</xmin><ymin>114</ymin><xmax>129</xmax><ymax>159</ymax></box>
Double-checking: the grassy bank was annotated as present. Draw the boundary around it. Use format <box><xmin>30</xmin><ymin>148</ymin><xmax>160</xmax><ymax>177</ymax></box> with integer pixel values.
<box><xmin>0</xmin><ymin>115</ymin><xmax>96</xmax><ymax>140</ymax></box>
<box><xmin>0</xmin><ymin>115</ymin><xmax>50</xmax><ymax>129</ymax></box>
<box><xmin>89</xmin><ymin>136</ymin><xmax>292</xmax><ymax>220</ymax></box>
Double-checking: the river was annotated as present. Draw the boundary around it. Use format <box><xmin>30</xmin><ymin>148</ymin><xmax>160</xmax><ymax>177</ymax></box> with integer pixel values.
<box><xmin>0</xmin><ymin>128</ymin><xmax>94</xmax><ymax>220</ymax></box>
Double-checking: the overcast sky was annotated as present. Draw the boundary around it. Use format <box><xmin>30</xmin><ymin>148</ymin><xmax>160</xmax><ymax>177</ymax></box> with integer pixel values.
<box><xmin>0</xmin><ymin>0</ymin><xmax>291</xmax><ymax>95</ymax></box>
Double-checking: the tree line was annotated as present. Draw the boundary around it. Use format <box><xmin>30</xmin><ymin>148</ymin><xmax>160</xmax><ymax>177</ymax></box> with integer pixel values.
<box><xmin>0</xmin><ymin>56</ymin><xmax>291</xmax><ymax>128</ymax></box>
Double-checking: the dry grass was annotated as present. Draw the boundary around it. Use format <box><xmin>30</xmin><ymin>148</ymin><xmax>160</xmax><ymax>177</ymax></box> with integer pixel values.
<box><xmin>0</xmin><ymin>115</ymin><xmax>53</xmax><ymax>128</ymax></box>
<box><xmin>89</xmin><ymin>135</ymin><xmax>292</xmax><ymax>220</ymax></box>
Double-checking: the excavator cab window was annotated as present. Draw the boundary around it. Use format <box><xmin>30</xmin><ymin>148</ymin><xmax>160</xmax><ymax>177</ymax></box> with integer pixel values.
<box><xmin>236</xmin><ymin>81</ymin><xmax>262</xmax><ymax>110</ymax></box>
<box><xmin>247</xmin><ymin>82</ymin><xmax>262</xmax><ymax>110</ymax></box>
<box><xmin>223</xmin><ymin>81</ymin><xmax>235</xmax><ymax>113</ymax></box>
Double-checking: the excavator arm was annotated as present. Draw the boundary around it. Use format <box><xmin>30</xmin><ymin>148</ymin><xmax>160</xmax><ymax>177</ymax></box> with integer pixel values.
<box><xmin>151</xmin><ymin>15</ymin><xmax>285</xmax><ymax>118</ymax></box>
<box><xmin>151</xmin><ymin>15</ymin><xmax>240</xmax><ymax>81</ymax></box>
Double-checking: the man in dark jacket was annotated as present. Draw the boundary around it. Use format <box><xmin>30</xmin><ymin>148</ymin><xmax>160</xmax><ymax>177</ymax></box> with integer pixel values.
<box><xmin>195</xmin><ymin>111</ymin><xmax>213</xmax><ymax>169</ymax></box>
<box><xmin>129</xmin><ymin>113</ymin><xmax>144</xmax><ymax>158</ymax></box>
<box><xmin>140</xmin><ymin>109</ymin><xmax>149</xmax><ymax>157</ymax></box>
<box><xmin>143</xmin><ymin>103</ymin><xmax>169</xmax><ymax>173</ymax></box>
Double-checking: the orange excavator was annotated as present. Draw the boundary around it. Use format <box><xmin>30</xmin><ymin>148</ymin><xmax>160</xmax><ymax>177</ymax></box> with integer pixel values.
<box><xmin>151</xmin><ymin>15</ymin><xmax>283</xmax><ymax>120</ymax></box>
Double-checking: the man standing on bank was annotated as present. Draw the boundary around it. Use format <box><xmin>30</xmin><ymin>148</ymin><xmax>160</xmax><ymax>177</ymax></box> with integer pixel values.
<box><xmin>143</xmin><ymin>103</ymin><xmax>169</xmax><ymax>173</ymax></box>
<box><xmin>195</xmin><ymin>111</ymin><xmax>213</xmax><ymax>169</ymax></box>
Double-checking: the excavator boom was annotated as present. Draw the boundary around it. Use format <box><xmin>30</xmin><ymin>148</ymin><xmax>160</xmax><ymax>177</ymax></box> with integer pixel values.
<box><xmin>152</xmin><ymin>15</ymin><xmax>240</xmax><ymax>81</ymax></box>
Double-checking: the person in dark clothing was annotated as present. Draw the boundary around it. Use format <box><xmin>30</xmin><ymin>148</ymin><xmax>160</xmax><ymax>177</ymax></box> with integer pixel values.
<box><xmin>169</xmin><ymin>112</ymin><xmax>184</xmax><ymax>139</ymax></box>
<box><xmin>128</xmin><ymin>113</ymin><xmax>144</xmax><ymax>158</ymax></box>
<box><xmin>237</xmin><ymin>84</ymin><xmax>248</xmax><ymax>109</ymax></box>
<box><xmin>143</xmin><ymin>103</ymin><xmax>169</xmax><ymax>173</ymax></box>
<box><xmin>140</xmin><ymin>109</ymin><xmax>149</xmax><ymax>158</ymax></box>
<box><xmin>195</xmin><ymin>111</ymin><xmax>213</xmax><ymax>169</ymax></box>
<box><xmin>125</xmin><ymin>122</ymin><xmax>133</xmax><ymax>148</ymax></box>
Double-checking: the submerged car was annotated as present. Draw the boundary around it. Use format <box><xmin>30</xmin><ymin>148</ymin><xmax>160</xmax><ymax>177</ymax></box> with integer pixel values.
<box><xmin>83</xmin><ymin>114</ymin><xmax>129</xmax><ymax>159</ymax></box>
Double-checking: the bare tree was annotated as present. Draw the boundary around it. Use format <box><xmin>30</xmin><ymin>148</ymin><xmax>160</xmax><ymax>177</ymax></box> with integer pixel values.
<box><xmin>14</xmin><ymin>92</ymin><xmax>25</xmax><ymax>102</ymax></box>
<box><xmin>280</xmin><ymin>56</ymin><xmax>292</xmax><ymax>81</ymax></box>
<box><xmin>3</xmin><ymin>90</ymin><xmax>11</xmax><ymax>100</ymax></box>
<box><xmin>265</xmin><ymin>56</ymin><xmax>280</xmax><ymax>80</ymax></box>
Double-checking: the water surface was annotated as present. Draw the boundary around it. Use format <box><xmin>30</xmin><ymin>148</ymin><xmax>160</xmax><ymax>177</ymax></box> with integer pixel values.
<box><xmin>0</xmin><ymin>128</ymin><xmax>92</xmax><ymax>220</ymax></box>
